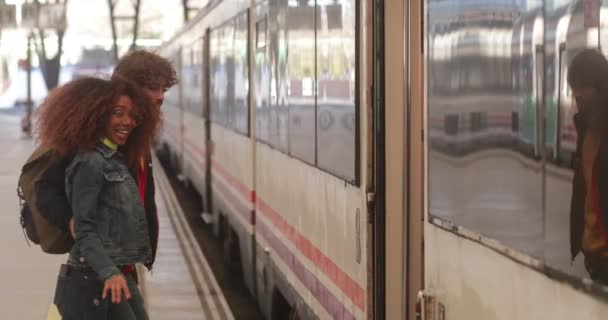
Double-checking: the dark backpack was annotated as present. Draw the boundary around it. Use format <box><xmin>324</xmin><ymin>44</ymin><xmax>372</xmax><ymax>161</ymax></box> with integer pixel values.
<box><xmin>17</xmin><ymin>147</ymin><xmax>73</xmax><ymax>254</ymax></box>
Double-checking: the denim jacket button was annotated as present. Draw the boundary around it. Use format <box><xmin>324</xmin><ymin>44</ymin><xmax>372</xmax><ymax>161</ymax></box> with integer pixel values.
<box><xmin>93</xmin><ymin>298</ymin><xmax>100</xmax><ymax>306</ymax></box>
<box><xmin>79</xmin><ymin>257</ymin><xmax>85</xmax><ymax>263</ymax></box>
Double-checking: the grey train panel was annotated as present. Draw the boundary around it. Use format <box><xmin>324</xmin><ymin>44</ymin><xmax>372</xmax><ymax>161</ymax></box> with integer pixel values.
<box><xmin>254</xmin><ymin>4</ymin><xmax>270</xmax><ymax>142</ymax></box>
<box><xmin>210</xmin><ymin>29</ymin><xmax>227</xmax><ymax>125</ymax></box>
<box><xmin>253</xmin><ymin>1</ymin><xmax>357</xmax><ymax>177</ymax></box>
<box><xmin>223</xmin><ymin>21</ymin><xmax>237</xmax><ymax>130</ymax></box>
<box><xmin>428</xmin><ymin>0</ymin><xmax>600</xmax><ymax>281</ymax></box>
<box><xmin>286</xmin><ymin>3</ymin><xmax>316</xmax><ymax>165</ymax></box>
<box><xmin>235</xmin><ymin>12</ymin><xmax>250</xmax><ymax>135</ymax></box>
<box><xmin>268</xmin><ymin>0</ymin><xmax>289</xmax><ymax>152</ymax></box>
<box><xmin>182</xmin><ymin>40</ymin><xmax>204</xmax><ymax>117</ymax></box>
<box><xmin>316</xmin><ymin>0</ymin><xmax>357</xmax><ymax>182</ymax></box>
<box><xmin>287</xmin><ymin>6</ymin><xmax>316</xmax><ymax>164</ymax></box>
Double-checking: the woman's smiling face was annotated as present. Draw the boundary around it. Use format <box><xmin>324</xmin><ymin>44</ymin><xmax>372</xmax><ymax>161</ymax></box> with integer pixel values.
<box><xmin>105</xmin><ymin>95</ymin><xmax>138</xmax><ymax>146</ymax></box>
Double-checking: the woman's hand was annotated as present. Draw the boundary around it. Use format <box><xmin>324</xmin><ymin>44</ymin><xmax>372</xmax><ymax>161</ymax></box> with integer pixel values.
<box><xmin>69</xmin><ymin>217</ymin><xmax>75</xmax><ymax>238</ymax></box>
<box><xmin>102</xmin><ymin>274</ymin><xmax>131</xmax><ymax>304</ymax></box>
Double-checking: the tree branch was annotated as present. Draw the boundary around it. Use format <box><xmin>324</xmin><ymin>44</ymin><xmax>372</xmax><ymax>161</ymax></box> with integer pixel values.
<box><xmin>107</xmin><ymin>0</ymin><xmax>119</xmax><ymax>61</ymax></box>
<box><xmin>130</xmin><ymin>0</ymin><xmax>140</xmax><ymax>51</ymax></box>
<box><xmin>33</xmin><ymin>0</ymin><xmax>47</xmax><ymax>60</ymax></box>
<box><xmin>182</xmin><ymin>0</ymin><xmax>189</xmax><ymax>22</ymax></box>
<box><xmin>32</xmin><ymin>0</ymin><xmax>69</xmax><ymax>90</ymax></box>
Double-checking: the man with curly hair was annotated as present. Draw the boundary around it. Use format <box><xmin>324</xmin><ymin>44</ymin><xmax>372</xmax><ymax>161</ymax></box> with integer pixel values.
<box><xmin>112</xmin><ymin>50</ymin><xmax>178</xmax><ymax>110</ymax></box>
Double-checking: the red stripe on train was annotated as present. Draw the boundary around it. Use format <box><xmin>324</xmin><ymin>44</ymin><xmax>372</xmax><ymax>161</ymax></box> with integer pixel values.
<box><xmin>173</xmin><ymin>135</ymin><xmax>366</xmax><ymax>312</ymax></box>
<box><xmin>256</xmin><ymin>195</ymin><xmax>366</xmax><ymax>310</ymax></box>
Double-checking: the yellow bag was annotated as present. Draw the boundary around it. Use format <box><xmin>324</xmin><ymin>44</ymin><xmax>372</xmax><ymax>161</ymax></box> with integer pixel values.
<box><xmin>47</xmin><ymin>304</ymin><xmax>61</xmax><ymax>320</ymax></box>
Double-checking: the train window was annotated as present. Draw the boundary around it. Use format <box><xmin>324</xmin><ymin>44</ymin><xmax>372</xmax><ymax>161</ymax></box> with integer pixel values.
<box><xmin>511</xmin><ymin>112</ymin><xmax>519</xmax><ymax>132</ymax></box>
<box><xmin>286</xmin><ymin>0</ymin><xmax>316</xmax><ymax>165</ymax></box>
<box><xmin>427</xmin><ymin>0</ymin><xmax>604</xmax><ymax>285</ymax></box>
<box><xmin>210</xmin><ymin>28</ymin><xmax>226</xmax><ymax>125</ymax></box>
<box><xmin>252</xmin><ymin>1</ymin><xmax>359</xmax><ymax>182</ymax></box>
<box><xmin>234</xmin><ymin>12</ymin><xmax>250</xmax><ymax>135</ymax></box>
<box><xmin>325</xmin><ymin>4</ymin><xmax>342</xmax><ymax>30</ymax></box>
<box><xmin>182</xmin><ymin>46</ymin><xmax>203</xmax><ymax>117</ymax></box>
<box><xmin>164</xmin><ymin>53</ymin><xmax>181</xmax><ymax>109</ymax></box>
<box><xmin>181</xmin><ymin>49</ymin><xmax>191</xmax><ymax>113</ymax></box>
<box><xmin>198</xmin><ymin>39</ymin><xmax>206</xmax><ymax>119</ymax></box>
<box><xmin>209</xmin><ymin>13</ymin><xmax>250</xmax><ymax>136</ymax></box>
<box><xmin>443</xmin><ymin>115</ymin><xmax>458</xmax><ymax>136</ymax></box>
<box><xmin>256</xmin><ymin>18</ymin><xmax>267</xmax><ymax>49</ymax></box>
<box><xmin>193</xmin><ymin>41</ymin><xmax>204</xmax><ymax>117</ymax></box>
<box><xmin>469</xmin><ymin>112</ymin><xmax>485</xmax><ymax>133</ymax></box>
<box><xmin>254</xmin><ymin>7</ymin><xmax>270</xmax><ymax>143</ymax></box>
<box><xmin>222</xmin><ymin>22</ymin><xmax>236</xmax><ymax>130</ymax></box>
<box><xmin>267</xmin><ymin>1</ymin><xmax>289</xmax><ymax>151</ymax></box>
<box><xmin>315</xmin><ymin>0</ymin><xmax>357</xmax><ymax>182</ymax></box>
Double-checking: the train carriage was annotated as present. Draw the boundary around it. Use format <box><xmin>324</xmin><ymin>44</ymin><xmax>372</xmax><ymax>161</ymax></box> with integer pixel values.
<box><xmin>157</xmin><ymin>0</ymin><xmax>608</xmax><ymax>319</ymax></box>
<box><xmin>158</xmin><ymin>0</ymin><xmax>372</xmax><ymax>319</ymax></box>
<box><xmin>419</xmin><ymin>0</ymin><xmax>608</xmax><ymax>319</ymax></box>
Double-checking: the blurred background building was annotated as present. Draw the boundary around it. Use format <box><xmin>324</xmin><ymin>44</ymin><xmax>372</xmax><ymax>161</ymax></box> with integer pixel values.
<box><xmin>0</xmin><ymin>0</ymin><xmax>209</xmax><ymax>109</ymax></box>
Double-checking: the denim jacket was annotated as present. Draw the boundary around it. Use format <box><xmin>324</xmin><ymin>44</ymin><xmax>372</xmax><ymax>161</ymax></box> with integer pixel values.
<box><xmin>65</xmin><ymin>143</ymin><xmax>152</xmax><ymax>280</ymax></box>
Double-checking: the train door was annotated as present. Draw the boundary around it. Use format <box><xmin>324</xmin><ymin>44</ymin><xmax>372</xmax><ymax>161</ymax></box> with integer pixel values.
<box><xmin>381</xmin><ymin>0</ymin><xmax>424</xmax><ymax>318</ymax></box>
<box><xmin>405</xmin><ymin>1</ymin><xmax>424</xmax><ymax>319</ymax></box>
<box><xmin>423</xmin><ymin>0</ymin><xmax>604</xmax><ymax>317</ymax></box>
<box><xmin>423</xmin><ymin>0</ymin><xmax>547</xmax><ymax>317</ymax></box>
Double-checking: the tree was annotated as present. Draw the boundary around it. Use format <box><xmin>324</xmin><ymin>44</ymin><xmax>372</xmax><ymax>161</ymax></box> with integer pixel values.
<box><xmin>183</xmin><ymin>0</ymin><xmax>207</xmax><ymax>23</ymax></box>
<box><xmin>107</xmin><ymin>0</ymin><xmax>141</xmax><ymax>62</ymax></box>
<box><xmin>182</xmin><ymin>0</ymin><xmax>189</xmax><ymax>22</ymax></box>
<box><xmin>32</xmin><ymin>0</ymin><xmax>68</xmax><ymax>91</ymax></box>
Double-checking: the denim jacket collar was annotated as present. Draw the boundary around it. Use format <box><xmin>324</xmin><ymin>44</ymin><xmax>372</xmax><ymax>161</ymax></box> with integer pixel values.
<box><xmin>95</xmin><ymin>142</ymin><xmax>118</xmax><ymax>159</ymax></box>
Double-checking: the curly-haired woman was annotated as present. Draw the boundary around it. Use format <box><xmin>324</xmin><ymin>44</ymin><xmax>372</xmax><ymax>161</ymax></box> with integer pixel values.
<box><xmin>37</xmin><ymin>77</ymin><xmax>160</xmax><ymax>320</ymax></box>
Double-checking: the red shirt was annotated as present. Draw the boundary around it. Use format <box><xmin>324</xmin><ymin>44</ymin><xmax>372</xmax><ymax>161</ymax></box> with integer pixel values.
<box><xmin>121</xmin><ymin>161</ymin><xmax>148</xmax><ymax>276</ymax></box>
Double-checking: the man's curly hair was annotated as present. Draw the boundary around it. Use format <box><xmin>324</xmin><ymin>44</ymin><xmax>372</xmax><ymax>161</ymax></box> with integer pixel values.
<box><xmin>36</xmin><ymin>77</ymin><xmax>161</xmax><ymax>169</ymax></box>
<box><xmin>112</xmin><ymin>50</ymin><xmax>178</xmax><ymax>90</ymax></box>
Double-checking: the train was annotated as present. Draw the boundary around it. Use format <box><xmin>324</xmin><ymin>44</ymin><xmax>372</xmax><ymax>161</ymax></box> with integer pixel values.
<box><xmin>156</xmin><ymin>0</ymin><xmax>608</xmax><ymax>319</ymax></box>
<box><xmin>158</xmin><ymin>1</ymin><xmax>366</xmax><ymax>319</ymax></box>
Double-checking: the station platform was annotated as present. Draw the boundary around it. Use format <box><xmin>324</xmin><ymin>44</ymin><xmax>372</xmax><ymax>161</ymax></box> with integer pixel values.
<box><xmin>0</xmin><ymin>114</ymin><xmax>232</xmax><ymax>319</ymax></box>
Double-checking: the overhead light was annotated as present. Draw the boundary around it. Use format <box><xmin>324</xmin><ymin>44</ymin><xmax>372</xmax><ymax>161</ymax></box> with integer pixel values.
<box><xmin>5</xmin><ymin>0</ymin><xmax>25</xmax><ymax>5</ymax></box>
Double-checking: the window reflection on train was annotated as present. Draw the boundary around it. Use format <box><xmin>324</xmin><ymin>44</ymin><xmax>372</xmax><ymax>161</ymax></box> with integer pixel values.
<box><xmin>428</xmin><ymin>0</ymin><xmax>604</xmax><ymax>279</ymax></box>
<box><xmin>251</xmin><ymin>1</ymin><xmax>356</xmax><ymax>182</ymax></box>
<box><xmin>211</xmin><ymin>14</ymin><xmax>249</xmax><ymax>135</ymax></box>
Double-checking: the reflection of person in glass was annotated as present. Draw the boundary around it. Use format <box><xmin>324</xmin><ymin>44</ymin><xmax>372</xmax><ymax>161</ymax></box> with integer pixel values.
<box><xmin>568</xmin><ymin>49</ymin><xmax>608</xmax><ymax>285</ymax></box>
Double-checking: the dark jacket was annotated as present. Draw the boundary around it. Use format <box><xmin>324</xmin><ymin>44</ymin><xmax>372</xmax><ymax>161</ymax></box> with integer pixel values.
<box><xmin>570</xmin><ymin>112</ymin><xmax>608</xmax><ymax>259</ymax></box>
<box><xmin>65</xmin><ymin>144</ymin><xmax>153</xmax><ymax>280</ymax></box>
<box><xmin>35</xmin><ymin>150</ymin><xmax>159</xmax><ymax>269</ymax></box>
<box><xmin>139</xmin><ymin>157</ymin><xmax>158</xmax><ymax>269</ymax></box>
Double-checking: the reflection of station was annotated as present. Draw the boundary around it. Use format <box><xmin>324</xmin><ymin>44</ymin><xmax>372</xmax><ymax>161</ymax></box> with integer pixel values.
<box><xmin>425</xmin><ymin>0</ymin><xmax>608</xmax><ymax>318</ymax></box>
